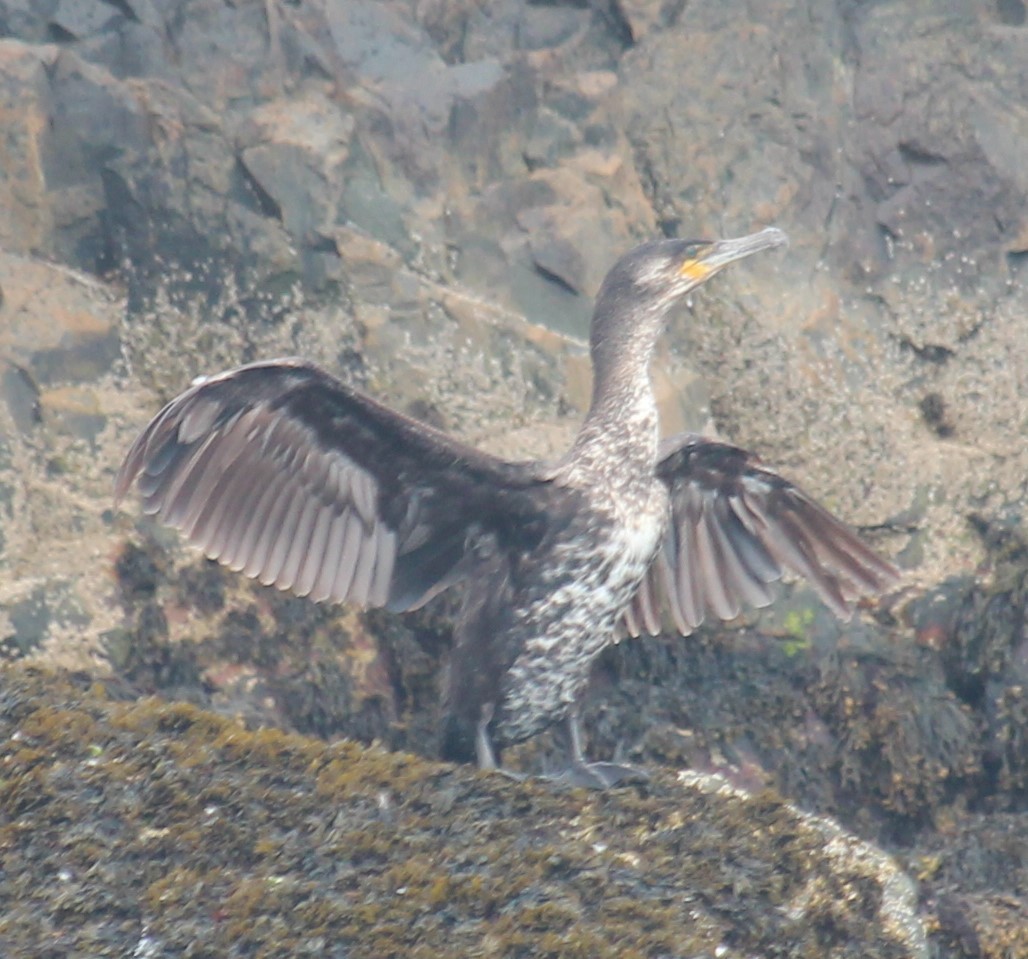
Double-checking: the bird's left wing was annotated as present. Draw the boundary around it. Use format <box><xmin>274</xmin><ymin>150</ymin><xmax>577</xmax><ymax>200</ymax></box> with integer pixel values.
<box><xmin>622</xmin><ymin>434</ymin><xmax>898</xmax><ymax>637</ymax></box>
<box><xmin>115</xmin><ymin>359</ymin><xmax>548</xmax><ymax>612</ymax></box>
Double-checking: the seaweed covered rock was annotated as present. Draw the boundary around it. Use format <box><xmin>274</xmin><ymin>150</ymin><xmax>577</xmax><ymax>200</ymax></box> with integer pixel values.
<box><xmin>0</xmin><ymin>666</ymin><xmax>927</xmax><ymax>959</ymax></box>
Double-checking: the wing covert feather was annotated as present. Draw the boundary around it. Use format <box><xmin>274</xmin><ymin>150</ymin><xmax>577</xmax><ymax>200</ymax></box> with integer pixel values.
<box><xmin>622</xmin><ymin>434</ymin><xmax>897</xmax><ymax>638</ymax></box>
<box><xmin>116</xmin><ymin>359</ymin><xmax>546</xmax><ymax>611</ymax></box>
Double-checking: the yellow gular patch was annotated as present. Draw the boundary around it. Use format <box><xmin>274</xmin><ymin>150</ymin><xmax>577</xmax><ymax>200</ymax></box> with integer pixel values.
<box><xmin>679</xmin><ymin>259</ymin><xmax>713</xmax><ymax>283</ymax></box>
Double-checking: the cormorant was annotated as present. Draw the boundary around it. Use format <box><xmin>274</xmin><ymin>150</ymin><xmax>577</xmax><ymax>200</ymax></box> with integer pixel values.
<box><xmin>116</xmin><ymin>227</ymin><xmax>898</xmax><ymax>785</ymax></box>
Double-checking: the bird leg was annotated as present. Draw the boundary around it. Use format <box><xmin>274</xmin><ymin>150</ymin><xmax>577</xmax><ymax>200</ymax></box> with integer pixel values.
<box><xmin>476</xmin><ymin>701</ymin><xmax>645</xmax><ymax>788</ymax></box>
<box><xmin>549</xmin><ymin>705</ymin><xmax>649</xmax><ymax>789</ymax></box>
<box><xmin>474</xmin><ymin>702</ymin><xmax>499</xmax><ymax>770</ymax></box>
<box><xmin>475</xmin><ymin>702</ymin><xmax>526</xmax><ymax>782</ymax></box>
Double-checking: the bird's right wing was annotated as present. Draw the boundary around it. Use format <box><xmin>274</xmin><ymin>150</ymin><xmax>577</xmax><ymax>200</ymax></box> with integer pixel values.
<box><xmin>115</xmin><ymin>359</ymin><xmax>549</xmax><ymax>612</ymax></box>
<box><xmin>622</xmin><ymin>434</ymin><xmax>899</xmax><ymax>637</ymax></box>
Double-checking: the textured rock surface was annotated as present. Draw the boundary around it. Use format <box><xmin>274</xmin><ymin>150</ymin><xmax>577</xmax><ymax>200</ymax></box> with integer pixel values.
<box><xmin>0</xmin><ymin>667</ymin><xmax>929</xmax><ymax>959</ymax></box>
<box><xmin>0</xmin><ymin>0</ymin><xmax>1026</xmax><ymax>955</ymax></box>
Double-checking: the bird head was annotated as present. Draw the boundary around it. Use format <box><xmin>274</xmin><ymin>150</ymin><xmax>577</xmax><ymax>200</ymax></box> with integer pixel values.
<box><xmin>589</xmin><ymin>227</ymin><xmax>788</xmax><ymax>367</ymax></box>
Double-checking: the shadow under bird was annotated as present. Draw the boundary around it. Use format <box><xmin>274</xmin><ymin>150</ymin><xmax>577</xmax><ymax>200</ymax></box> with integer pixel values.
<box><xmin>116</xmin><ymin>227</ymin><xmax>898</xmax><ymax>787</ymax></box>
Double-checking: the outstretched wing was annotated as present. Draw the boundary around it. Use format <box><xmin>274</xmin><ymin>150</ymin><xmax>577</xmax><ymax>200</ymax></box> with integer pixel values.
<box><xmin>115</xmin><ymin>359</ymin><xmax>548</xmax><ymax>612</ymax></box>
<box><xmin>622</xmin><ymin>434</ymin><xmax>898</xmax><ymax>637</ymax></box>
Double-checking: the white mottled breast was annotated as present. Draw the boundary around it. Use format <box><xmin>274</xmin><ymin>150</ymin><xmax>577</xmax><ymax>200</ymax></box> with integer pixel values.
<box><xmin>496</xmin><ymin>476</ymin><xmax>669</xmax><ymax>744</ymax></box>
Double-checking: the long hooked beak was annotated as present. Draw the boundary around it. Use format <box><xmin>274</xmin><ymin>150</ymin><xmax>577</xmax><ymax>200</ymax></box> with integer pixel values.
<box><xmin>679</xmin><ymin>227</ymin><xmax>788</xmax><ymax>283</ymax></box>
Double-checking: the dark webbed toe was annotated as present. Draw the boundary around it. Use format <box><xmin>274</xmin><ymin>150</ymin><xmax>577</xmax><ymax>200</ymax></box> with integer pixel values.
<box><xmin>546</xmin><ymin>760</ymin><xmax>650</xmax><ymax>790</ymax></box>
<box><xmin>540</xmin><ymin>706</ymin><xmax>650</xmax><ymax>788</ymax></box>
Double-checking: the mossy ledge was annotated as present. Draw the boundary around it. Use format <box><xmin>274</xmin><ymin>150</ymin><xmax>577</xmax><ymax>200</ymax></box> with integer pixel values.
<box><xmin>0</xmin><ymin>666</ymin><xmax>925</xmax><ymax>958</ymax></box>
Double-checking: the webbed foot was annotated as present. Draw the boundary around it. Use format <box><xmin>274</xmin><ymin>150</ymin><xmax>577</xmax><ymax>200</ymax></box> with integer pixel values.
<box><xmin>545</xmin><ymin>759</ymin><xmax>649</xmax><ymax>790</ymax></box>
<box><xmin>474</xmin><ymin>702</ymin><xmax>649</xmax><ymax>789</ymax></box>
<box><xmin>544</xmin><ymin>706</ymin><xmax>649</xmax><ymax>789</ymax></box>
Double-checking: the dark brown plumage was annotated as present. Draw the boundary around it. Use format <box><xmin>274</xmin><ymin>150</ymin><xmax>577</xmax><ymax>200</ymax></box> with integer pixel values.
<box><xmin>116</xmin><ymin>227</ymin><xmax>898</xmax><ymax>785</ymax></box>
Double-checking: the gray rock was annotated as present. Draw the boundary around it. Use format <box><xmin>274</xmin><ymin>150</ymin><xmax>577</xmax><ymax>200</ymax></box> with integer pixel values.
<box><xmin>237</xmin><ymin>94</ymin><xmax>356</xmax><ymax>239</ymax></box>
<box><xmin>0</xmin><ymin>0</ymin><xmax>58</xmax><ymax>41</ymax></box>
<box><xmin>50</xmin><ymin>0</ymin><xmax>121</xmax><ymax>40</ymax></box>
<box><xmin>0</xmin><ymin>2</ymin><xmax>1026</xmax><ymax>952</ymax></box>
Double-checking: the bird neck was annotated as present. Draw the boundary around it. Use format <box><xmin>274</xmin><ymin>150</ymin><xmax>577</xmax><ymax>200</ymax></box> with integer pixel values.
<box><xmin>570</xmin><ymin>350</ymin><xmax>659</xmax><ymax>478</ymax></box>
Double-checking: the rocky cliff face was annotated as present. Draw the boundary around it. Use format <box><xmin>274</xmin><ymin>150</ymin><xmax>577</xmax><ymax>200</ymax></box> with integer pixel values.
<box><xmin>1</xmin><ymin>1</ymin><xmax>1026</xmax><ymax>955</ymax></box>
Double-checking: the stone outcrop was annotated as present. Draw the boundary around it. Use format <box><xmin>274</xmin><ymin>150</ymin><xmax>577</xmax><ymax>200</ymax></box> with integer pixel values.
<box><xmin>1</xmin><ymin>1</ymin><xmax>1026</xmax><ymax>954</ymax></box>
